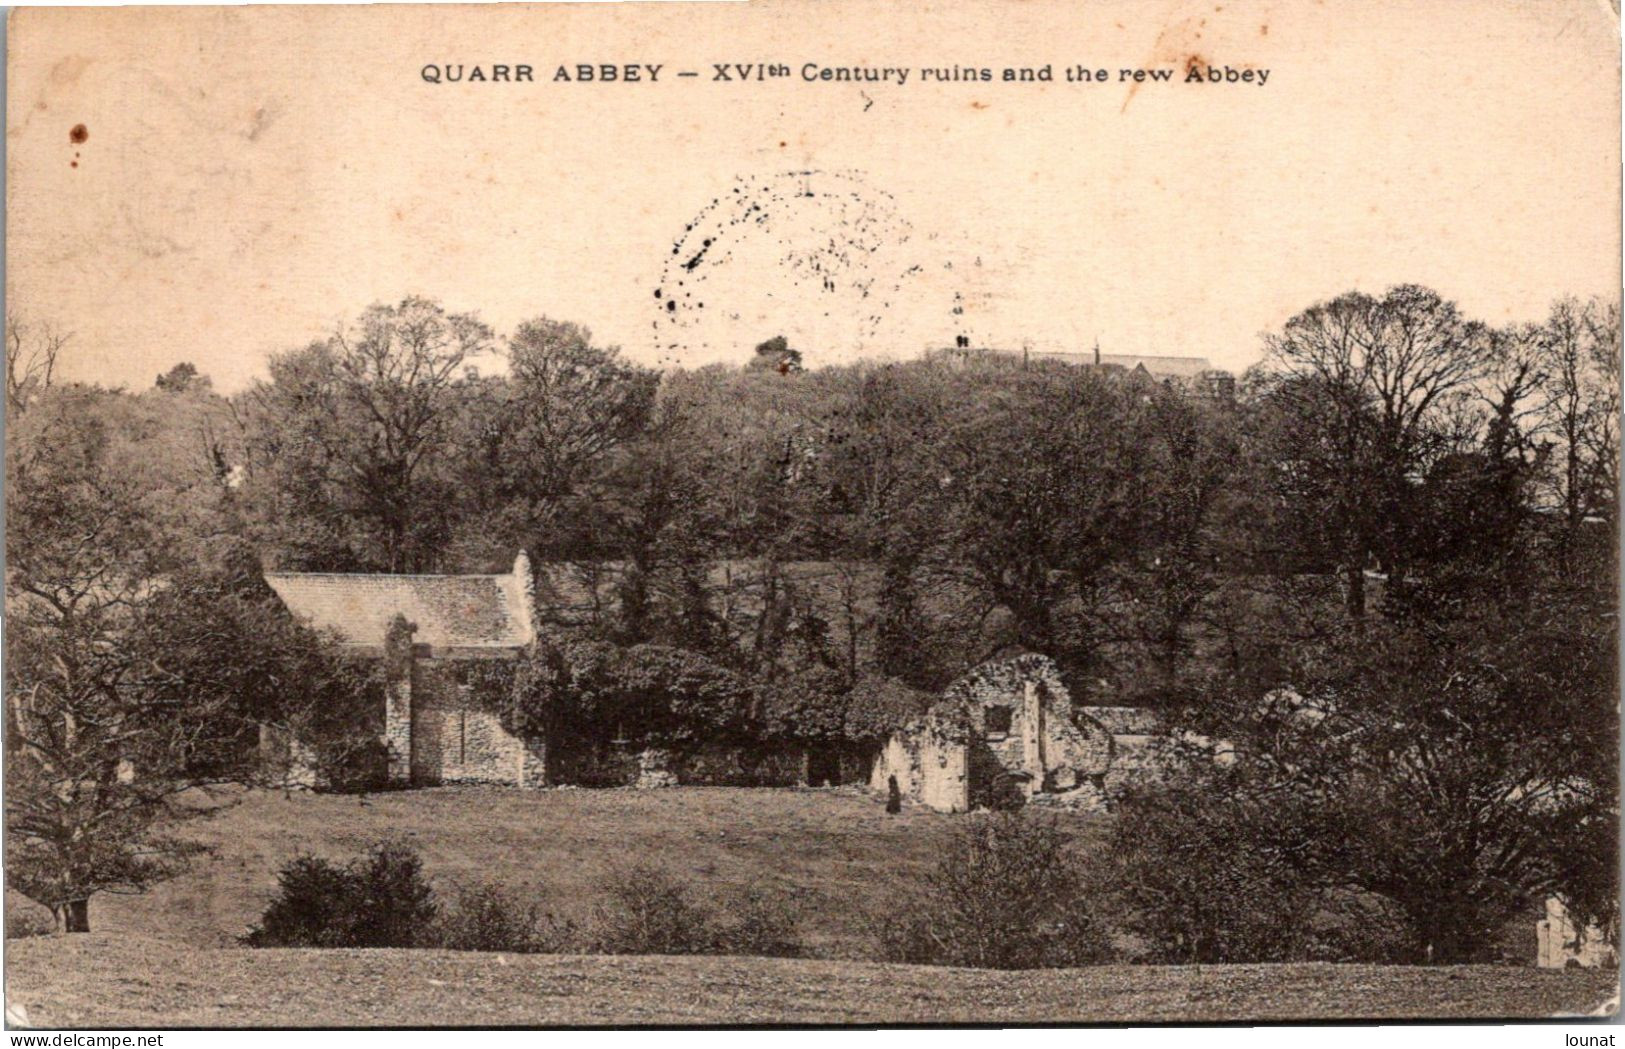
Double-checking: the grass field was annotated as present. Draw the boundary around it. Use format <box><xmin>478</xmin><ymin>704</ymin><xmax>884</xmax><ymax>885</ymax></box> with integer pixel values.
<box><xmin>4</xmin><ymin>786</ymin><xmax>1618</xmax><ymax>1026</ymax></box>
<box><xmin>7</xmin><ymin>934</ymin><xmax>1617</xmax><ymax>1026</ymax></box>
<box><xmin>18</xmin><ymin>785</ymin><xmax>1027</xmax><ymax>957</ymax></box>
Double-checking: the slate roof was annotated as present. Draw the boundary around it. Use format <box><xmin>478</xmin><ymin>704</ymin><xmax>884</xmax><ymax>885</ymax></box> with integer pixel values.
<box><xmin>1022</xmin><ymin>350</ymin><xmax>1215</xmax><ymax>378</ymax></box>
<box><xmin>266</xmin><ymin>570</ymin><xmax>533</xmax><ymax>652</ymax></box>
<box><xmin>1095</xmin><ymin>353</ymin><xmax>1214</xmax><ymax>378</ymax></box>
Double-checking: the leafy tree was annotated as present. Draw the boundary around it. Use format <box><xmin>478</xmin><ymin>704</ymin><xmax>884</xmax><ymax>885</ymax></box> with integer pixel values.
<box><xmin>1123</xmin><ymin>386</ymin><xmax>1237</xmax><ymax>698</ymax></box>
<box><xmin>756</xmin><ymin>665</ymin><xmax>851</xmax><ymax>741</ymax></box>
<box><xmin>748</xmin><ymin>335</ymin><xmax>803</xmax><ymax>374</ymax></box>
<box><xmin>570</xmin><ymin>401</ymin><xmax>718</xmax><ymax>647</ymax></box>
<box><xmin>4</xmin><ymin>384</ymin><xmax>381</xmax><ymax>929</ymax></box>
<box><xmin>238</xmin><ymin>297</ymin><xmax>492</xmax><ymax>571</ymax></box>
<box><xmin>154</xmin><ymin>362</ymin><xmax>203</xmax><ymax>394</ymax></box>
<box><xmin>488</xmin><ymin>318</ymin><xmax>658</xmax><ymax>554</ymax></box>
<box><xmin>1110</xmin><ymin>761</ymin><xmax>1347</xmax><ymax>962</ymax></box>
<box><xmin>1168</xmin><ymin>611</ymin><xmax>1616</xmax><ymax>963</ymax></box>
<box><xmin>841</xmin><ymin>673</ymin><xmax>935</xmax><ymax>744</ymax></box>
<box><xmin>932</xmin><ymin>366</ymin><xmax>1148</xmax><ymax>667</ymax></box>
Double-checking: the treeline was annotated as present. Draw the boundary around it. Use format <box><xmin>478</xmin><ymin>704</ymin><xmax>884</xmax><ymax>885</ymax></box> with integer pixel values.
<box><xmin>4</xmin><ymin>285</ymin><xmax>1619</xmax><ymax>949</ymax></box>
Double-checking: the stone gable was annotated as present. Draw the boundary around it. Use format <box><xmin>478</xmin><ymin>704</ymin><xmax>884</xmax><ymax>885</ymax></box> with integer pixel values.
<box><xmin>266</xmin><ymin>552</ymin><xmax>535</xmax><ymax>654</ymax></box>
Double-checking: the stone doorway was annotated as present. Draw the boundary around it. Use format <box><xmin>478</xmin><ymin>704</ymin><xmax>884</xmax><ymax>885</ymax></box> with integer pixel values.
<box><xmin>806</xmin><ymin>746</ymin><xmax>843</xmax><ymax>787</ymax></box>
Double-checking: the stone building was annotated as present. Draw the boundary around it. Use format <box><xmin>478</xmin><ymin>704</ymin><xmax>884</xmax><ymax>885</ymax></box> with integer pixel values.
<box><xmin>265</xmin><ymin>552</ymin><xmax>870</xmax><ymax>790</ymax></box>
<box><xmin>871</xmin><ymin>653</ymin><xmax>1118</xmax><ymax>813</ymax></box>
<box><xmin>1537</xmin><ymin>897</ymin><xmax>1619</xmax><ymax>969</ymax></box>
<box><xmin>932</xmin><ymin>343</ymin><xmax>1235</xmax><ymax>399</ymax></box>
<box><xmin>266</xmin><ymin>552</ymin><xmax>543</xmax><ymax>788</ymax></box>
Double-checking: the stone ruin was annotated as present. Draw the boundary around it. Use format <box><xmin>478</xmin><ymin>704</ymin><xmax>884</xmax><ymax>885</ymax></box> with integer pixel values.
<box><xmin>870</xmin><ymin>653</ymin><xmax>1118</xmax><ymax>813</ymax></box>
<box><xmin>1537</xmin><ymin>897</ymin><xmax>1619</xmax><ymax>969</ymax></box>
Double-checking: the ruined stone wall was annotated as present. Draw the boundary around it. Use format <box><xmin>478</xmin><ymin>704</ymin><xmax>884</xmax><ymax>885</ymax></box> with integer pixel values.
<box><xmin>671</xmin><ymin>742</ymin><xmax>809</xmax><ymax>786</ymax></box>
<box><xmin>870</xmin><ymin>724</ymin><xmax>970</xmax><ymax>812</ymax></box>
<box><xmin>547</xmin><ymin>735</ymin><xmax>814</xmax><ymax>788</ymax></box>
<box><xmin>917</xmin><ymin>733</ymin><xmax>970</xmax><ymax>812</ymax></box>
<box><xmin>1537</xmin><ymin>897</ymin><xmax>1620</xmax><ymax>968</ymax></box>
<box><xmin>882</xmin><ymin>654</ymin><xmax>1114</xmax><ymax>812</ymax></box>
<box><xmin>871</xmin><ymin>736</ymin><xmax>917</xmax><ymax>797</ymax></box>
<box><xmin>410</xmin><ymin>660</ymin><xmax>528</xmax><ymax>785</ymax></box>
<box><xmin>258</xmin><ymin>723</ymin><xmax>320</xmax><ymax>790</ymax></box>
<box><xmin>547</xmin><ymin>733</ymin><xmax>641</xmax><ymax>787</ymax></box>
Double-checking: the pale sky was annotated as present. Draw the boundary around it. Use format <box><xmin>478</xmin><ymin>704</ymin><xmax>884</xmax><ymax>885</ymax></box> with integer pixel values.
<box><xmin>7</xmin><ymin>0</ymin><xmax>1620</xmax><ymax>392</ymax></box>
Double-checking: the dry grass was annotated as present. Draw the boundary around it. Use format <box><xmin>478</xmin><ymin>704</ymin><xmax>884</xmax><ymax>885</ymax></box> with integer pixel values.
<box><xmin>7</xmin><ymin>934</ymin><xmax>1617</xmax><ymax>1027</ymax></box>
<box><xmin>20</xmin><ymin>785</ymin><xmax>1066</xmax><ymax>958</ymax></box>
<box><xmin>7</xmin><ymin>786</ymin><xmax>1616</xmax><ymax>1027</ymax></box>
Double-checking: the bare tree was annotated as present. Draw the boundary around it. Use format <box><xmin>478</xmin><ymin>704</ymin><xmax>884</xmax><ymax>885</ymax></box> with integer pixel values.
<box><xmin>1533</xmin><ymin>297</ymin><xmax>1621</xmax><ymax>573</ymax></box>
<box><xmin>5</xmin><ymin>315</ymin><xmax>69</xmax><ymax>417</ymax></box>
<box><xmin>1259</xmin><ymin>285</ymin><xmax>1490</xmax><ymax>617</ymax></box>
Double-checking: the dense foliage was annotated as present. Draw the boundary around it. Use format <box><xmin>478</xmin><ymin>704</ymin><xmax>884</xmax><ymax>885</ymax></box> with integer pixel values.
<box><xmin>242</xmin><ymin>840</ymin><xmax>438</xmax><ymax>949</ymax></box>
<box><xmin>880</xmin><ymin>812</ymin><xmax>1111</xmax><ymax>969</ymax></box>
<box><xmin>7</xmin><ymin>285</ymin><xmax>1618</xmax><ymax>950</ymax></box>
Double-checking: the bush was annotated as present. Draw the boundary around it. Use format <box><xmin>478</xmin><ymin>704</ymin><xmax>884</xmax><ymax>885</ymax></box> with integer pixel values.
<box><xmin>242</xmin><ymin>839</ymin><xmax>437</xmax><ymax>948</ymax></box>
<box><xmin>590</xmin><ymin>863</ymin><xmax>719</xmax><ymax>955</ymax></box>
<box><xmin>5</xmin><ymin>906</ymin><xmax>56</xmax><ymax>939</ymax></box>
<box><xmin>717</xmin><ymin>891</ymin><xmax>804</xmax><ymax>958</ymax></box>
<box><xmin>512</xmin><ymin>640</ymin><xmax>754</xmax><ymax>744</ymax></box>
<box><xmin>590</xmin><ymin>864</ymin><xmax>805</xmax><ymax>958</ymax></box>
<box><xmin>1108</xmin><ymin>768</ymin><xmax>1322</xmax><ymax>963</ymax></box>
<box><xmin>879</xmin><ymin>811</ymin><xmax>1110</xmax><ymax>969</ymax></box>
<box><xmin>843</xmin><ymin>674</ymin><xmax>935</xmax><ymax>744</ymax></box>
<box><xmin>434</xmin><ymin>884</ymin><xmax>579</xmax><ymax>954</ymax></box>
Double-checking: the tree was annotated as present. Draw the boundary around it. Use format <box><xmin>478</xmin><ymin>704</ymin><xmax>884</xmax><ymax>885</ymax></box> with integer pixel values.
<box><xmin>5</xmin><ymin>314</ymin><xmax>68</xmax><ymax>416</ymax></box>
<box><xmin>748</xmin><ymin>335</ymin><xmax>803</xmax><ymax>374</ymax></box>
<box><xmin>568</xmin><ymin>400</ymin><xmax>717</xmax><ymax>648</ymax></box>
<box><xmin>1533</xmin><ymin>297</ymin><xmax>1620</xmax><ymax>579</ymax></box>
<box><xmin>1110</xmin><ymin>764</ymin><xmax>1338</xmax><ymax>962</ymax></box>
<box><xmin>933</xmin><ymin>366</ymin><xmax>1148</xmax><ymax>667</ymax></box>
<box><xmin>1125</xmin><ymin>386</ymin><xmax>1236</xmax><ymax>698</ymax></box>
<box><xmin>819</xmin><ymin>364</ymin><xmax>954</xmax><ymax>686</ymax></box>
<box><xmin>1167</xmin><ymin>610</ymin><xmax>1617</xmax><ymax>963</ymax></box>
<box><xmin>881</xmin><ymin>812</ymin><xmax>1110</xmax><ymax>968</ymax></box>
<box><xmin>154</xmin><ymin>362</ymin><xmax>204</xmax><ymax>394</ymax></box>
<box><xmin>3</xmin><ymin>382</ymin><xmax>377</xmax><ymax>930</ymax></box>
<box><xmin>238</xmin><ymin>297</ymin><xmax>492</xmax><ymax>571</ymax></box>
<box><xmin>488</xmin><ymin>318</ymin><xmax>658</xmax><ymax>554</ymax></box>
<box><xmin>1256</xmin><ymin>285</ymin><xmax>1489</xmax><ymax>619</ymax></box>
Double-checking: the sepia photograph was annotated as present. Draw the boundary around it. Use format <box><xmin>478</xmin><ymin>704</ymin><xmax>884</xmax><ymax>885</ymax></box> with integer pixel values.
<box><xmin>2</xmin><ymin>0</ymin><xmax>1621</xmax><ymax>1030</ymax></box>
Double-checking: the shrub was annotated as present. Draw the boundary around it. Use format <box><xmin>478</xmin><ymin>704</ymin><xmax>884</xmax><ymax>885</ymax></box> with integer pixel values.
<box><xmin>350</xmin><ymin>840</ymin><xmax>438</xmax><ymax>947</ymax></box>
<box><xmin>590</xmin><ymin>863</ymin><xmax>719</xmax><ymax>955</ymax></box>
<box><xmin>717</xmin><ymin>891</ymin><xmax>804</xmax><ymax>958</ymax></box>
<box><xmin>879</xmin><ymin>811</ymin><xmax>1110</xmax><ymax>969</ymax></box>
<box><xmin>757</xmin><ymin>666</ymin><xmax>850</xmax><ymax>741</ymax></box>
<box><xmin>5</xmin><ymin>906</ymin><xmax>56</xmax><ymax>939</ymax></box>
<box><xmin>434</xmin><ymin>884</ymin><xmax>579</xmax><ymax>954</ymax></box>
<box><xmin>512</xmin><ymin>640</ymin><xmax>754</xmax><ymax>744</ymax></box>
<box><xmin>1108</xmin><ymin>768</ymin><xmax>1322</xmax><ymax>963</ymax></box>
<box><xmin>843</xmin><ymin>674</ymin><xmax>935</xmax><ymax>744</ymax></box>
<box><xmin>242</xmin><ymin>839</ymin><xmax>437</xmax><ymax>948</ymax></box>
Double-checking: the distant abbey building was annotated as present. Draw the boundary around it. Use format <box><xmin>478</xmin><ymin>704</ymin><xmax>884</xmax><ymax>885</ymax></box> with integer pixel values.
<box><xmin>934</xmin><ymin>342</ymin><xmax>1237</xmax><ymax>400</ymax></box>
